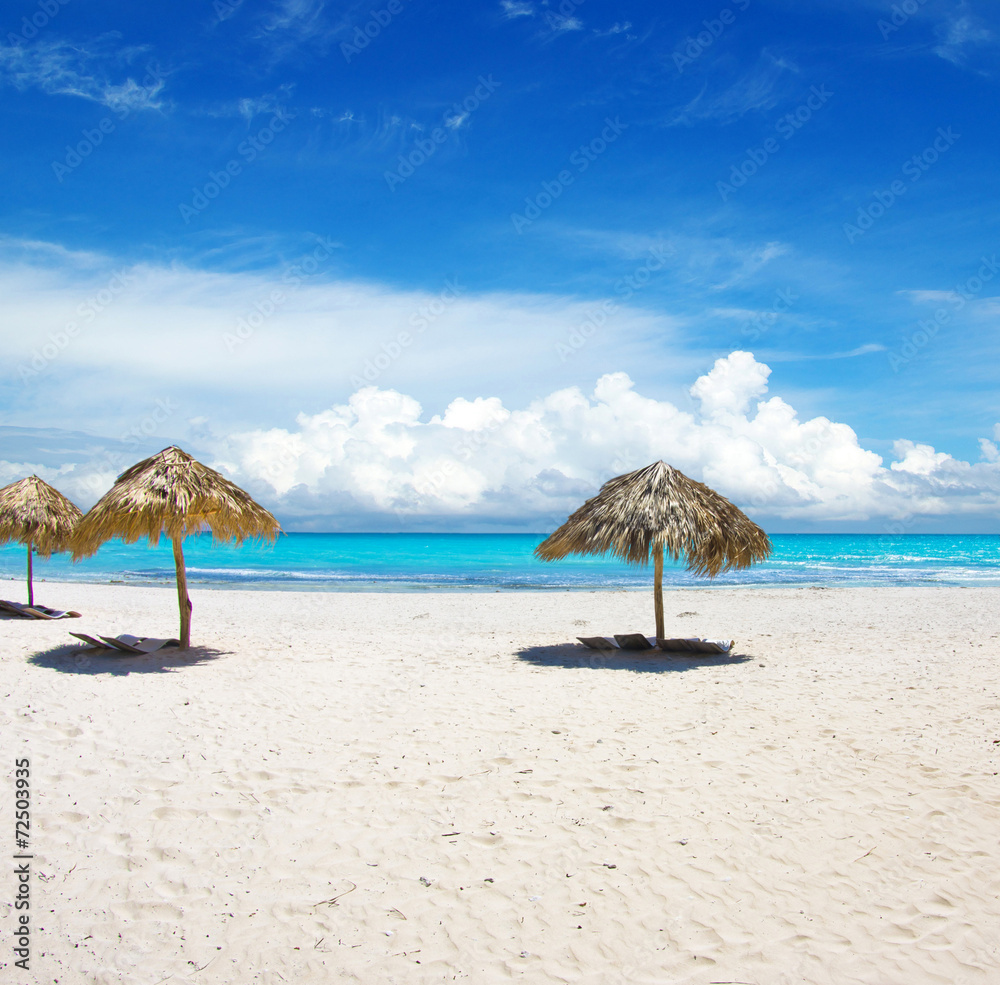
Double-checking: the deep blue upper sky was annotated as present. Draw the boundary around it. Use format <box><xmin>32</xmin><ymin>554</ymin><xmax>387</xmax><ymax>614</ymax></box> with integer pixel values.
<box><xmin>1</xmin><ymin>0</ymin><xmax>999</xmax><ymax>529</ymax></box>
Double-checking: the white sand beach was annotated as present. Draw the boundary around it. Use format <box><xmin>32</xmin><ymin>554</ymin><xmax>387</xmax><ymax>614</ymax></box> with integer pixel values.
<box><xmin>4</xmin><ymin>582</ymin><xmax>1000</xmax><ymax>984</ymax></box>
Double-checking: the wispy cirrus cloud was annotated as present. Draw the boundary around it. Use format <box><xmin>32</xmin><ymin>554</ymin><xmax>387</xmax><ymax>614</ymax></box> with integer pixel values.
<box><xmin>499</xmin><ymin>1</ymin><xmax>592</xmax><ymax>43</ymax></box>
<box><xmin>561</xmin><ymin>227</ymin><xmax>791</xmax><ymax>292</ymax></box>
<box><xmin>0</xmin><ymin>36</ymin><xmax>165</xmax><ymax>112</ymax></box>
<box><xmin>504</xmin><ymin>2</ymin><xmax>585</xmax><ymax>39</ymax></box>
<box><xmin>593</xmin><ymin>22</ymin><xmax>633</xmax><ymax>38</ymax></box>
<box><xmin>711</xmin><ymin>242</ymin><xmax>789</xmax><ymax>290</ymax></box>
<box><xmin>266</xmin><ymin>0</ymin><xmax>328</xmax><ymax>32</ymax></box>
<box><xmin>0</xmin><ymin>235</ymin><xmax>108</xmax><ymax>270</ymax></box>
<box><xmin>500</xmin><ymin>1</ymin><xmax>535</xmax><ymax>18</ymax></box>
<box><xmin>444</xmin><ymin>110</ymin><xmax>470</xmax><ymax>130</ymax></box>
<box><xmin>900</xmin><ymin>287</ymin><xmax>1000</xmax><ymax>310</ymax></box>
<box><xmin>545</xmin><ymin>15</ymin><xmax>583</xmax><ymax>34</ymax></box>
<box><xmin>764</xmin><ymin>342</ymin><xmax>887</xmax><ymax>362</ymax></box>
<box><xmin>237</xmin><ymin>84</ymin><xmax>296</xmax><ymax>123</ymax></box>
<box><xmin>934</xmin><ymin>8</ymin><xmax>993</xmax><ymax>66</ymax></box>
<box><xmin>827</xmin><ymin>342</ymin><xmax>886</xmax><ymax>358</ymax></box>
<box><xmin>196</xmin><ymin>84</ymin><xmax>297</xmax><ymax>123</ymax></box>
<box><xmin>901</xmin><ymin>288</ymin><xmax>960</xmax><ymax>304</ymax></box>
<box><xmin>253</xmin><ymin>0</ymin><xmax>359</xmax><ymax>63</ymax></box>
<box><xmin>668</xmin><ymin>51</ymin><xmax>795</xmax><ymax>126</ymax></box>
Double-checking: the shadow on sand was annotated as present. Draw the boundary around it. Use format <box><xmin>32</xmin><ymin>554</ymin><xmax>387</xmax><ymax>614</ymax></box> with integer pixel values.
<box><xmin>516</xmin><ymin>642</ymin><xmax>755</xmax><ymax>674</ymax></box>
<box><xmin>28</xmin><ymin>642</ymin><xmax>233</xmax><ymax>675</ymax></box>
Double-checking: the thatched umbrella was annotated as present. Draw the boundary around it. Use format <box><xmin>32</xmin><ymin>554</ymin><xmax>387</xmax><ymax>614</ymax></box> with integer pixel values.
<box><xmin>0</xmin><ymin>476</ymin><xmax>84</xmax><ymax>607</ymax></box>
<box><xmin>534</xmin><ymin>461</ymin><xmax>771</xmax><ymax>642</ymax></box>
<box><xmin>71</xmin><ymin>446</ymin><xmax>281</xmax><ymax>649</ymax></box>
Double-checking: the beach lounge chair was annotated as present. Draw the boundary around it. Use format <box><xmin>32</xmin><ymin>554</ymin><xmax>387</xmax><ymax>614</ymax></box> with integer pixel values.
<box><xmin>658</xmin><ymin>638</ymin><xmax>735</xmax><ymax>654</ymax></box>
<box><xmin>0</xmin><ymin>599</ymin><xmax>81</xmax><ymax>619</ymax></box>
<box><xmin>613</xmin><ymin>633</ymin><xmax>655</xmax><ymax>650</ymax></box>
<box><xmin>576</xmin><ymin>634</ymin><xmax>736</xmax><ymax>655</ymax></box>
<box><xmin>70</xmin><ymin>633</ymin><xmax>180</xmax><ymax>654</ymax></box>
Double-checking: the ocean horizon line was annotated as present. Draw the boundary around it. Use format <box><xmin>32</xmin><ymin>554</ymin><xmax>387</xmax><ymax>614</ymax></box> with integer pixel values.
<box><xmin>206</xmin><ymin>530</ymin><xmax>1000</xmax><ymax>541</ymax></box>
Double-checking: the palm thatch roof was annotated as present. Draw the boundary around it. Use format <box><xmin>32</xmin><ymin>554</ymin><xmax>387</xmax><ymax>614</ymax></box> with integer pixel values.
<box><xmin>71</xmin><ymin>446</ymin><xmax>281</xmax><ymax>558</ymax></box>
<box><xmin>534</xmin><ymin>460</ymin><xmax>771</xmax><ymax>577</ymax></box>
<box><xmin>0</xmin><ymin>475</ymin><xmax>83</xmax><ymax>557</ymax></box>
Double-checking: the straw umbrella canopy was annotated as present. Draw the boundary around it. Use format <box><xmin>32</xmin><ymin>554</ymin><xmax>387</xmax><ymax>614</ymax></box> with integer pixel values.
<box><xmin>0</xmin><ymin>476</ymin><xmax>83</xmax><ymax>607</ymax></box>
<box><xmin>71</xmin><ymin>446</ymin><xmax>281</xmax><ymax>650</ymax></box>
<box><xmin>534</xmin><ymin>460</ymin><xmax>771</xmax><ymax>641</ymax></box>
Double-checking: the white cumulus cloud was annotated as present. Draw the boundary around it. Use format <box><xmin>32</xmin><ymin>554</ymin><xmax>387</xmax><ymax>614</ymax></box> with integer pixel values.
<box><xmin>5</xmin><ymin>351</ymin><xmax>1000</xmax><ymax>530</ymax></box>
<box><xmin>199</xmin><ymin>352</ymin><xmax>1000</xmax><ymax>529</ymax></box>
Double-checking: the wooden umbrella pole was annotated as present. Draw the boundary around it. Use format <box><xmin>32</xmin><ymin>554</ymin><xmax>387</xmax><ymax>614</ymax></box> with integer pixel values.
<box><xmin>653</xmin><ymin>542</ymin><xmax>664</xmax><ymax>643</ymax></box>
<box><xmin>26</xmin><ymin>540</ymin><xmax>33</xmax><ymax>607</ymax></box>
<box><xmin>172</xmin><ymin>534</ymin><xmax>192</xmax><ymax>650</ymax></box>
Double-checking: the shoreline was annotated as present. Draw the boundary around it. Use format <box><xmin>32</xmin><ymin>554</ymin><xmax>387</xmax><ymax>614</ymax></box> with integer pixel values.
<box><xmin>4</xmin><ymin>574</ymin><xmax>999</xmax><ymax>594</ymax></box>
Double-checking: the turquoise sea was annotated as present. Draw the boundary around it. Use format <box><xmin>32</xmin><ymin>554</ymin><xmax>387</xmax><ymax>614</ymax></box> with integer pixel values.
<box><xmin>2</xmin><ymin>533</ymin><xmax>1000</xmax><ymax>592</ymax></box>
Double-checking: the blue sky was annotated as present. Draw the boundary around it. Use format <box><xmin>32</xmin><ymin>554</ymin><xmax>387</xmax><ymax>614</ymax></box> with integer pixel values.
<box><xmin>2</xmin><ymin>0</ymin><xmax>1000</xmax><ymax>530</ymax></box>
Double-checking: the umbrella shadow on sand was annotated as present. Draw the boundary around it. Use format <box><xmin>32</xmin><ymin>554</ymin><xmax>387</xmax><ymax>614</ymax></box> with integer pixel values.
<box><xmin>28</xmin><ymin>642</ymin><xmax>232</xmax><ymax>675</ymax></box>
<box><xmin>516</xmin><ymin>642</ymin><xmax>755</xmax><ymax>674</ymax></box>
